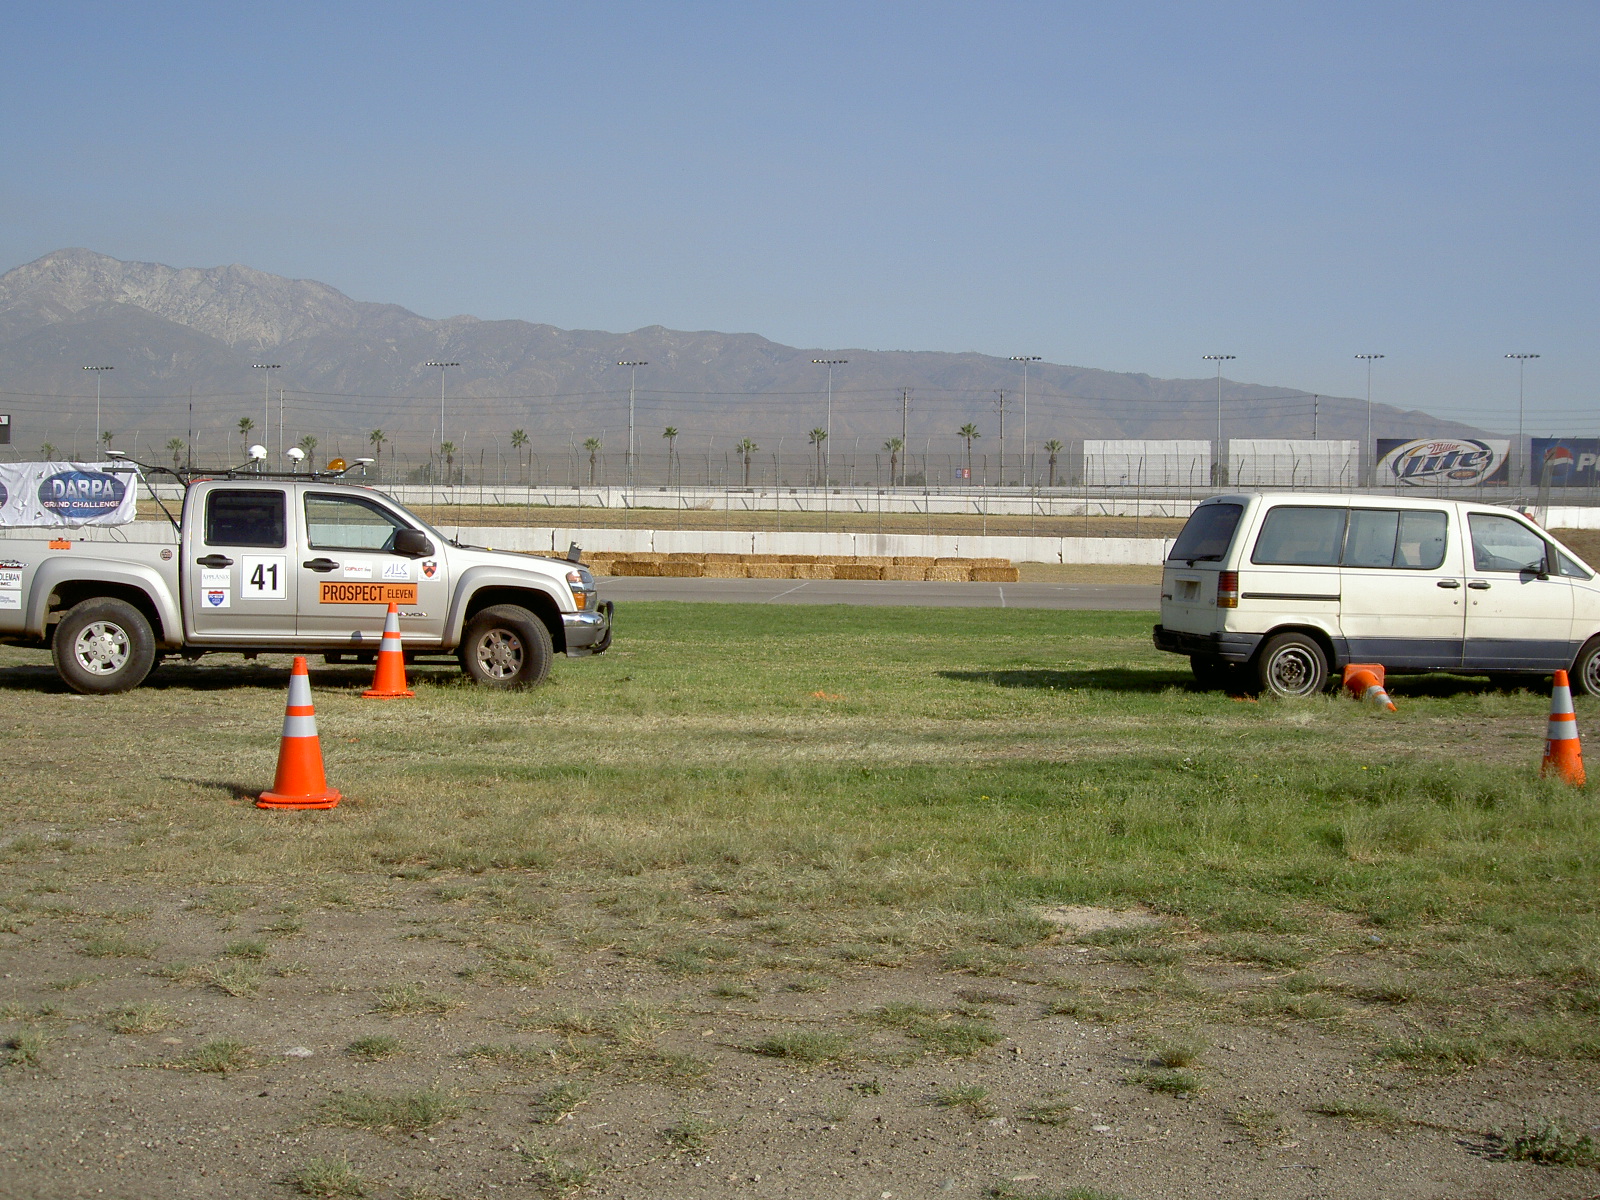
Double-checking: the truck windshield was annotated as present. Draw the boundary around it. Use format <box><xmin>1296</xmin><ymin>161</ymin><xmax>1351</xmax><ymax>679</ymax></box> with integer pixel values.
<box><xmin>1168</xmin><ymin>503</ymin><xmax>1243</xmax><ymax>562</ymax></box>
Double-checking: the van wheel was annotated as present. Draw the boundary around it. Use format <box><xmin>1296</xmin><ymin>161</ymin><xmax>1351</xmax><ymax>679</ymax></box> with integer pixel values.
<box><xmin>1572</xmin><ymin>638</ymin><xmax>1600</xmax><ymax>698</ymax></box>
<box><xmin>52</xmin><ymin>598</ymin><xmax>156</xmax><ymax>695</ymax></box>
<box><xmin>1255</xmin><ymin>632</ymin><xmax>1328</xmax><ymax>699</ymax></box>
<box><xmin>459</xmin><ymin>604</ymin><xmax>553</xmax><ymax>688</ymax></box>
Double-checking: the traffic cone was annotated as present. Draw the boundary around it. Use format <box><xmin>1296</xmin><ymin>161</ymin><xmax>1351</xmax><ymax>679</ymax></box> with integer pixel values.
<box><xmin>362</xmin><ymin>603</ymin><xmax>415</xmax><ymax>699</ymax></box>
<box><xmin>258</xmin><ymin>656</ymin><xmax>342</xmax><ymax>810</ymax></box>
<box><xmin>1343</xmin><ymin>663</ymin><xmax>1397</xmax><ymax>712</ymax></box>
<box><xmin>1542</xmin><ymin>669</ymin><xmax>1585</xmax><ymax>786</ymax></box>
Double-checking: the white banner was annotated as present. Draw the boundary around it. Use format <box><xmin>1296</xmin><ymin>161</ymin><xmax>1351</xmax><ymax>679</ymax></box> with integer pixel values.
<box><xmin>0</xmin><ymin>462</ymin><xmax>140</xmax><ymax>527</ymax></box>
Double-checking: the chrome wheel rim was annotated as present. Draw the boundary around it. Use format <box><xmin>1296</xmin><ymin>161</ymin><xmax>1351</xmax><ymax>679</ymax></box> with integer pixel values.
<box><xmin>1584</xmin><ymin>654</ymin><xmax>1600</xmax><ymax>697</ymax></box>
<box><xmin>474</xmin><ymin>629</ymin><xmax>524</xmax><ymax>680</ymax></box>
<box><xmin>73</xmin><ymin>621</ymin><xmax>131</xmax><ymax>676</ymax></box>
<box><xmin>1267</xmin><ymin>646</ymin><xmax>1320</xmax><ymax>697</ymax></box>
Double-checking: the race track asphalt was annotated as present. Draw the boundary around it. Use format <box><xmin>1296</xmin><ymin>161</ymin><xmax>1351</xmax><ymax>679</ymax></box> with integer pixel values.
<box><xmin>597</xmin><ymin>576</ymin><xmax>1159</xmax><ymax>610</ymax></box>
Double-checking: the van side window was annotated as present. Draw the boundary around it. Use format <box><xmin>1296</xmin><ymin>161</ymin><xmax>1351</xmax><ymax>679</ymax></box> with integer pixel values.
<box><xmin>1469</xmin><ymin>513</ymin><xmax>1548</xmax><ymax>574</ymax></box>
<box><xmin>1557</xmin><ymin>550</ymin><xmax>1593</xmax><ymax>580</ymax></box>
<box><xmin>1251</xmin><ymin>506</ymin><xmax>1346</xmax><ymax>566</ymax></box>
<box><xmin>205</xmin><ymin>489</ymin><xmax>286</xmax><ymax>548</ymax></box>
<box><xmin>1345</xmin><ymin>509</ymin><xmax>1448</xmax><ymax>570</ymax></box>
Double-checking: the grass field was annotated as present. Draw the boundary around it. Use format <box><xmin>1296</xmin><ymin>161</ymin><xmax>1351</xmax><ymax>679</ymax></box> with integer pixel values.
<box><xmin>2</xmin><ymin>604</ymin><xmax>1598</xmax><ymax>1197</ymax></box>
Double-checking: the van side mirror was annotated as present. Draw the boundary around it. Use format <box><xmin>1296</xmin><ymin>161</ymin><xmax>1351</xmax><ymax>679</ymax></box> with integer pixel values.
<box><xmin>394</xmin><ymin>528</ymin><xmax>434</xmax><ymax>558</ymax></box>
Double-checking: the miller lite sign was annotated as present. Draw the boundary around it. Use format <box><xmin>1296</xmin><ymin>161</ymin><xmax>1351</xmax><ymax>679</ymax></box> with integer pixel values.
<box><xmin>1377</xmin><ymin>438</ymin><xmax>1510</xmax><ymax>487</ymax></box>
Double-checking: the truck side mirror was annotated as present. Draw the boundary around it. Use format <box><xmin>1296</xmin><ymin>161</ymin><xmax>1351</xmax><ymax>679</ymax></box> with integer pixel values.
<box><xmin>394</xmin><ymin>528</ymin><xmax>434</xmax><ymax>558</ymax></box>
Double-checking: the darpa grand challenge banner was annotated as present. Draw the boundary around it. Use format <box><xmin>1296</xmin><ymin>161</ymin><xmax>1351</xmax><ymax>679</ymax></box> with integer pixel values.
<box><xmin>1532</xmin><ymin>439</ymin><xmax>1600</xmax><ymax>487</ymax></box>
<box><xmin>0</xmin><ymin>462</ymin><xmax>139</xmax><ymax>527</ymax></box>
<box><xmin>1377</xmin><ymin>439</ymin><xmax>1511</xmax><ymax>487</ymax></box>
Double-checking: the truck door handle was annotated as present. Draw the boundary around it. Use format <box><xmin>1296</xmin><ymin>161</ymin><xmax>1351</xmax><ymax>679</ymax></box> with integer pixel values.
<box><xmin>195</xmin><ymin>554</ymin><xmax>233</xmax><ymax>568</ymax></box>
<box><xmin>303</xmin><ymin>558</ymin><xmax>340</xmax><ymax>572</ymax></box>
<box><xmin>1436</xmin><ymin>579</ymin><xmax>1461</xmax><ymax>589</ymax></box>
<box><xmin>1467</xmin><ymin>580</ymin><xmax>1491</xmax><ymax>590</ymax></box>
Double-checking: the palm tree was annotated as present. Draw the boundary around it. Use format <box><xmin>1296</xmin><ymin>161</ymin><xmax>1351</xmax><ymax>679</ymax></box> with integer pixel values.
<box><xmin>100</xmin><ymin>430</ymin><xmax>115</xmax><ymax>454</ymax></box>
<box><xmin>440</xmin><ymin>441</ymin><xmax>457</xmax><ymax>485</ymax></box>
<box><xmin>736</xmin><ymin>438</ymin><xmax>759</xmax><ymax>487</ymax></box>
<box><xmin>661</xmin><ymin>426</ymin><xmax>678</xmax><ymax>486</ymax></box>
<box><xmin>165</xmin><ymin>437</ymin><xmax>185</xmax><ymax>470</ymax></box>
<box><xmin>1044</xmin><ymin>439</ymin><xmax>1064</xmax><ymax>488</ymax></box>
<box><xmin>510</xmin><ymin>429</ymin><xmax>528</xmax><ymax>483</ymax></box>
<box><xmin>237</xmin><ymin>416</ymin><xmax>256</xmax><ymax>457</ymax></box>
<box><xmin>583</xmin><ymin>437</ymin><xmax>602</xmax><ymax>486</ymax></box>
<box><xmin>40</xmin><ymin>442</ymin><xmax>57</xmax><ymax>460</ymax></box>
<box><xmin>808</xmin><ymin>428</ymin><xmax>827</xmax><ymax>484</ymax></box>
<box><xmin>883</xmin><ymin>437</ymin><xmax>904</xmax><ymax>487</ymax></box>
<box><xmin>958</xmin><ymin>423</ymin><xmax>981</xmax><ymax>481</ymax></box>
<box><xmin>368</xmin><ymin>429</ymin><xmax>386</xmax><ymax>477</ymax></box>
<box><xmin>298</xmin><ymin>434</ymin><xmax>318</xmax><ymax>462</ymax></box>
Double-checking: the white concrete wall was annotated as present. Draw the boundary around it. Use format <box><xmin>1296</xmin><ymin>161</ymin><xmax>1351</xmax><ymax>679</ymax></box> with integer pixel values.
<box><xmin>1081</xmin><ymin>441</ymin><xmax>1212</xmax><ymax>489</ymax></box>
<box><xmin>1229</xmin><ymin>440</ymin><xmax>1359</xmax><ymax>488</ymax></box>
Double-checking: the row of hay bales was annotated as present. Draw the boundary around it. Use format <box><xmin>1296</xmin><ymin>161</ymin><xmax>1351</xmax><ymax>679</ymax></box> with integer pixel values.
<box><xmin>585</xmin><ymin>552</ymin><xmax>1020</xmax><ymax>582</ymax></box>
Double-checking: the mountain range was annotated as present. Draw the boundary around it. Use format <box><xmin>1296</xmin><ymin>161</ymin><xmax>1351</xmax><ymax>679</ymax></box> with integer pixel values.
<box><xmin>0</xmin><ymin>249</ymin><xmax>1484</xmax><ymax>472</ymax></box>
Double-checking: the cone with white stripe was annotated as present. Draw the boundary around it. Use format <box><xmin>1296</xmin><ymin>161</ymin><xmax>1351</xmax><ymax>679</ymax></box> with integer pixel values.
<box><xmin>1541</xmin><ymin>669</ymin><xmax>1585</xmax><ymax>786</ymax></box>
<box><xmin>258</xmin><ymin>656</ymin><xmax>342</xmax><ymax>809</ymax></box>
<box><xmin>1343</xmin><ymin>663</ymin><xmax>1397</xmax><ymax>712</ymax></box>
<box><xmin>362</xmin><ymin>602</ymin><xmax>415</xmax><ymax>699</ymax></box>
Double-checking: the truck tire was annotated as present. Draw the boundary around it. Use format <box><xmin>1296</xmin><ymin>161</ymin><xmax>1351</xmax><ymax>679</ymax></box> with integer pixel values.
<box><xmin>1572</xmin><ymin>637</ymin><xmax>1600</xmax><ymax>698</ymax></box>
<box><xmin>1254</xmin><ymin>632</ymin><xmax>1328</xmax><ymax>699</ymax></box>
<box><xmin>52</xmin><ymin>598</ymin><xmax>156</xmax><ymax>695</ymax></box>
<box><xmin>459</xmin><ymin>604</ymin><xmax>553</xmax><ymax>688</ymax></box>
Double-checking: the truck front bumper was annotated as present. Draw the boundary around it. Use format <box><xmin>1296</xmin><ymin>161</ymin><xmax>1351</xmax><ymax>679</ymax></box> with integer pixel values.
<box><xmin>1152</xmin><ymin>624</ymin><xmax>1262</xmax><ymax>663</ymax></box>
<box><xmin>564</xmin><ymin>600</ymin><xmax>614</xmax><ymax>656</ymax></box>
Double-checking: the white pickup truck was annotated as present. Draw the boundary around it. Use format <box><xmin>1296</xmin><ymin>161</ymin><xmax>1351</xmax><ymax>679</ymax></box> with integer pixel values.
<box><xmin>0</xmin><ymin>469</ymin><xmax>612</xmax><ymax>693</ymax></box>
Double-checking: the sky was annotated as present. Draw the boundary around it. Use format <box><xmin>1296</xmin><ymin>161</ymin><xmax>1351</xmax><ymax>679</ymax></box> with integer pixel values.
<box><xmin>2</xmin><ymin>1</ymin><xmax>1596</xmax><ymax>433</ymax></box>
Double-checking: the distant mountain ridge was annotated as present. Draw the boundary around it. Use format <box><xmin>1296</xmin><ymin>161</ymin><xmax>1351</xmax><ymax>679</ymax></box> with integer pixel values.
<box><xmin>0</xmin><ymin>249</ymin><xmax>1487</xmax><ymax>464</ymax></box>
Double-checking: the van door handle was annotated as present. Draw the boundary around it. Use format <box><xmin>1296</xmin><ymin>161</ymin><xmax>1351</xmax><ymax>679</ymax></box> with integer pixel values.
<box><xmin>195</xmin><ymin>554</ymin><xmax>233</xmax><ymax>568</ymax></box>
<box><xmin>1467</xmin><ymin>580</ymin><xmax>1491</xmax><ymax>590</ymax></box>
<box><xmin>303</xmin><ymin>558</ymin><xmax>340</xmax><ymax>573</ymax></box>
<box><xmin>1436</xmin><ymin>579</ymin><xmax>1461</xmax><ymax>589</ymax></box>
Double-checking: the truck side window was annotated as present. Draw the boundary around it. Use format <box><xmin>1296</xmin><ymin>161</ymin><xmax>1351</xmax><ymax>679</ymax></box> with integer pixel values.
<box><xmin>306</xmin><ymin>494</ymin><xmax>407</xmax><ymax>551</ymax></box>
<box><xmin>1469</xmin><ymin>513</ymin><xmax>1548</xmax><ymax>574</ymax></box>
<box><xmin>1251</xmin><ymin>506</ymin><xmax>1346</xmax><ymax>566</ymax></box>
<box><xmin>206</xmin><ymin>489</ymin><xmax>286</xmax><ymax>548</ymax></box>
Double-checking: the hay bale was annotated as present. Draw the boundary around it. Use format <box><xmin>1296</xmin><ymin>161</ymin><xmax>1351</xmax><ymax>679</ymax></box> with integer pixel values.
<box><xmin>853</xmin><ymin>556</ymin><xmax>891</xmax><ymax>568</ymax></box>
<box><xmin>789</xmin><ymin>563</ymin><xmax>834</xmax><ymax>579</ymax></box>
<box><xmin>611</xmin><ymin>560</ymin><xmax>660</xmax><ymax>577</ymax></box>
<box><xmin>744</xmin><ymin>563</ymin><xmax>790</xmax><ymax>579</ymax></box>
<box><xmin>971</xmin><ymin>566</ymin><xmax>1020</xmax><ymax>582</ymax></box>
<box><xmin>925</xmin><ymin>565</ymin><xmax>969</xmax><ymax>582</ymax></box>
<box><xmin>814</xmin><ymin>554</ymin><xmax>855</xmax><ymax>565</ymax></box>
<box><xmin>776</xmin><ymin>555</ymin><xmax>818</xmax><ymax>564</ymax></box>
<box><xmin>701</xmin><ymin>562</ymin><xmax>746</xmax><ymax>578</ymax></box>
<box><xmin>935</xmin><ymin>557</ymin><xmax>977</xmax><ymax>567</ymax></box>
<box><xmin>626</xmin><ymin>552</ymin><xmax>667</xmax><ymax>564</ymax></box>
<box><xmin>893</xmin><ymin>556</ymin><xmax>936</xmax><ymax>567</ymax></box>
<box><xmin>882</xmin><ymin>566</ymin><xmax>928</xmax><ymax>581</ymax></box>
<box><xmin>657</xmin><ymin>561</ymin><xmax>704</xmax><ymax>577</ymax></box>
<box><xmin>701</xmin><ymin>553</ymin><xmax>744</xmax><ymax>564</ymax></box>
<box><xmin>665</xmin><ymin>552</ymin><xmax>701</xmax><ymax>561</ymax></box>
<box><xmin>972</xmin><ymin>557</ymin><xmax>1012</xmax><ymax>568</ymax></box>
<box><xmin>833</xmin><ymin>564</ymin><xmax>884</xmax><ymax>580</ymax></box>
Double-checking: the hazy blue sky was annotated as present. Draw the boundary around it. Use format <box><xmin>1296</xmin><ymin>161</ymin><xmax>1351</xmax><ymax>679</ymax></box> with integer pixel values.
<box><xmin>3</xmin><ymin>1</ymin><xmax>1595</xmax><ymax>430</ymax></box>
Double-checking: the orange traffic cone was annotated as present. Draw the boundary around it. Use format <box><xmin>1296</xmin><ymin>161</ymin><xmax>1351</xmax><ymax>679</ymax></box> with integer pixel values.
<box><xmin>258</xmin><ymin>656</ymin><xmax>342</xmax><ymax>810</ymax></box>
<box><xmin>362</xmin><ymin>603</ymin><xmax>414</xmax><ymax>699</ymax></box>
<box><xmin>1343</xmin><ymin>663</ymin><xmax>1397</xmax><ymax>712</ymax></box>
<box><xmin>1542</xmin><ymin>669</ymin><xmax>1585</xmax><ymax>786</ymax></box>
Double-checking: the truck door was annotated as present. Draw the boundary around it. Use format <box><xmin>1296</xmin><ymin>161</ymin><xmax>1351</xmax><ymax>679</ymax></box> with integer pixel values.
<box><xmin>187</xmin><ymin>486</ymin><xmax>298</xmax><ymax>642</ymax></box>
<box><xmin>1462</xmin><ymin>511</ymin><xmax>1575</xmax><ymax>670</ymax></box>
<box><xmin>294</xmin><ymin>491</ymin><xmax>449</xmax><ymax>645</ymax></box>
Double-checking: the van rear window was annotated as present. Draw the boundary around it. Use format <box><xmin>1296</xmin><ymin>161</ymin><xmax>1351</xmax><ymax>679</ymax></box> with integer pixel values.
<box><xmin>1251</xmin><ymin>506</ymin><xmax>1346</xmax><ymax>566</ymax></box>
<box><xmin>1168</xmin><ymin>503</ymin><xmax>1243</xmax><ymax>562</ymax></box>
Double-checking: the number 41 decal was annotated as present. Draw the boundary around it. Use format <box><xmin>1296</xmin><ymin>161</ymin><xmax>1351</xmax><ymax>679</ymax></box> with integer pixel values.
<box><xmin>240</xmin><ymin>555</ymin><xmax>287</xmax><ymax>599</ymax></box>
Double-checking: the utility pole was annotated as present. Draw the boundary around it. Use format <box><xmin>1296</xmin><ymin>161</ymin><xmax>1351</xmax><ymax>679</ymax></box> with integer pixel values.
<box><xmin>1506</xmin><ymin>353</ymin><xmax>1539</xmax><ymax>487</ymax></box>
<box><xmin>1011</xmin><ymin>356</ymin><xmax>1040</xmax><ymax>483</ymax></box>
<box><xmin>1202</xmin><ymin>355</ymin><xmax>1235</xmax><ymax>485</ymax></box>
<box><xmin>82</xmin><ymin>366</ymin><xmax>113</xmax><ymax>452</ymax></box>
<box><xmin>618</xmin><ymin>360</ymin><xmax>647</xmax><ymax>488</ymax></box>
<box><xmin>1355</xmin><ymin>354</ymin><xmax>1384</xmax><ymax>486</ymax></box>
<box><xmin>425</xmin><ymin>361</ymin><xmax>460</xmax><ymax>454</ymax></box>
<box><xmin>993</xmin><ymin>390</ymin><xmax>1008</xmax><ymax>485</ymax></box>
<box><xmin>899</xmin><ymin>388</ymin><xmax>912</xmax><ymax>487</ymax></box>
<box><xmin>1311</xmin><ymin>394</ymin><xmax>1319</xmax><ymax>440</ymax></box>
<box><xmin>251</xmin><ymin>364</ymin><xmax>280</xmax><ymax>460</ymax></box>
<box><xmin>812</xmin><ymin>359</ymin><xmax>847</xmax><ymax>485</ymax></box>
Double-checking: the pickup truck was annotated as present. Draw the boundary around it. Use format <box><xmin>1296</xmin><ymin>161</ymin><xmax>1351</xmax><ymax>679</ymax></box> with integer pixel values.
<box><xmin>0</xmin><ymin>471</ymin><xmax>613</xmax><ymax>694</ymax></box>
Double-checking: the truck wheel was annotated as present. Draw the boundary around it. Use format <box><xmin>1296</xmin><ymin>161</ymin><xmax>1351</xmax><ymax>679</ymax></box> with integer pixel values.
<box><xmin>53</xmin><ymin>598</ymin><xmax>156</xmax><ymax>695</ymax></box>
<box><xmin>1254</xmin><ymin>632</ymin><xmax>1328</xmax><ymax>699</ymax></box>
<box><xmin>459</xmin><ymin>604</ymin><xmax>553</xmax><ymax>688</ymax></box>
<box><xmin>1571</xmin><ymin>637</ymin><xmax>1600</xmax><ymax>698</ymax></box>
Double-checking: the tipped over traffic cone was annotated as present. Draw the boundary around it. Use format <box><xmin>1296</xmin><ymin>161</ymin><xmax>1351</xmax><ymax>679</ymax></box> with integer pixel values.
<box><xmin>1343</xmin><ymin>663</ymin><xmax>1397</xmax><ymax>712</ymax></box>
<box><xmin>1542</xmin><ymin>669</ymin><xmax>1585</xmax><ymax>786</ymax></box>
<box><xmin>258</xmin><ymin>656</ymin><xmax>342</xmax><ymax>810</ymax></box>
<box><xmin>362</xmin><ymin>603</ymin><xmax>415</xmax><ymax>699</ymax></box>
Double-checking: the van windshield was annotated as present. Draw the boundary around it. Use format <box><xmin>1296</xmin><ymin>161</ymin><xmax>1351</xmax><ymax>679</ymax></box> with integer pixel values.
<box><xmin>1168</xmin><ymin>503</ymin><xmax>1243</xmax><ymax>562</ymax></box>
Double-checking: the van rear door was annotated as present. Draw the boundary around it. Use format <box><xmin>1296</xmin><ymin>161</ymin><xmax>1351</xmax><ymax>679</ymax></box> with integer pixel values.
<box><xmin>1161</xmin><ymin>501</ymin><xmax>1243</xmax><ymax>628</ymax></box>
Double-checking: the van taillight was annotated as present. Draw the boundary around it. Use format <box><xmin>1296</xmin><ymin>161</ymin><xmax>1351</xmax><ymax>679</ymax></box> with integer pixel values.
<box><xmin>1217</xmin><ymin>571</ymin><xmax>1239</xmax><ymax>608</ymax></box>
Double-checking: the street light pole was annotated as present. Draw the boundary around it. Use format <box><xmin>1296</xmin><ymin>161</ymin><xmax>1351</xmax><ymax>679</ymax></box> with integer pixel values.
<box><xmin>1355</xmin><ymin>354</ymin><xmax>1384</xmax><ymax>486</ymax></box>
<box><xmin>1011</xmin><ymin>356</ymin><xmax>1040</xmax><ymax>485</ymax></box>
<box><xmin>1506</xmin><ymin>353</ymin><xmax>1540</xmax><ymax>487</ymax></box>
<box><xmin>424</xmin><ymin>361</ymin><xmax>460</xmax><ymax>452</ymax></box>
<box><xmin>618</xmin><ymin>361</ymin><xmax>647</xmax><ymax>487</ymax></box>
<box><xmin>812</xmin><ymin>359</ymin><xmax>847</xmax><ymax>484</ymax></box>
<box><xmin>1202</xmin><ymin>355</ymin><xmax>1235</xmax><ymax>485</ymax></box>
<box><xmin>251</xmin><ymin>364</ymin><xmax>280</xmax><ymax>462</ymax></box>
<box><xmin>82</xmin><ymin>366</ymin><xmax>113</xmax><ymax>452</ymax></box>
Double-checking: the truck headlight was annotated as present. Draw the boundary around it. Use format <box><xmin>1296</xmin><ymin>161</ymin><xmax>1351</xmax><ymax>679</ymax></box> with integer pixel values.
<box><xmin>566</xmin><ymin>567</ymin><xmax>594</xmax><ymax>610</ymax></box>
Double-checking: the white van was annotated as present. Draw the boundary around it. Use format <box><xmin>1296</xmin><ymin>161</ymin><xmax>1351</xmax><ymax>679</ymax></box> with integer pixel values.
<box><xmin>1153</xmin><ymin>492</ymin><xmax>1600</xmax><ymax>698</ymax></box>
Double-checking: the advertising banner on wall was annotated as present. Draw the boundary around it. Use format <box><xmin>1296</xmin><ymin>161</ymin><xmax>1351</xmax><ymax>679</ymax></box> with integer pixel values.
<box><xmin>1377</xmin><ymin>438</ymin><xmax>1510</xmax><ymax>487</ymax></box>
<box><xmin>0</xmin><ymin>462</ymin><xmax>139</xmax><ymax>527</ymax></box>
<box><xmin>1531</xmin><ymin>439</ymin><xmax>1600</xmax><ymax>487</ymax></box>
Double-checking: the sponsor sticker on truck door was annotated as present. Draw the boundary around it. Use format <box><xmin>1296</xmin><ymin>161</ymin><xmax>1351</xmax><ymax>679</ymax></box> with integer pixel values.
<box><xmin>318</xmin><ymin>582</ymin><xmax>418</xmax><ymax>605</ymax></box>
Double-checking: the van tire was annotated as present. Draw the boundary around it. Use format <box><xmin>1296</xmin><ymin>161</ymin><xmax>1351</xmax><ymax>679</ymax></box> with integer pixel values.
<box><xmin>1572</xmin><ymin>638</ymin><xmax>1600</xmax><ymax>698</ymax></box>
<box><xmin>52</xmin><ymin>598</ymin><xmax>156</xmax><ymax>695</ymax></box>
<box><xmin>459</xmin><ymin>604</ymin><xmax>553</xmax><ymax>688</ymax></box>
<box><xmin>1255</xmin><ymin>632</ymin><xmax>1328</xmax><ymax>699</ymax></box>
